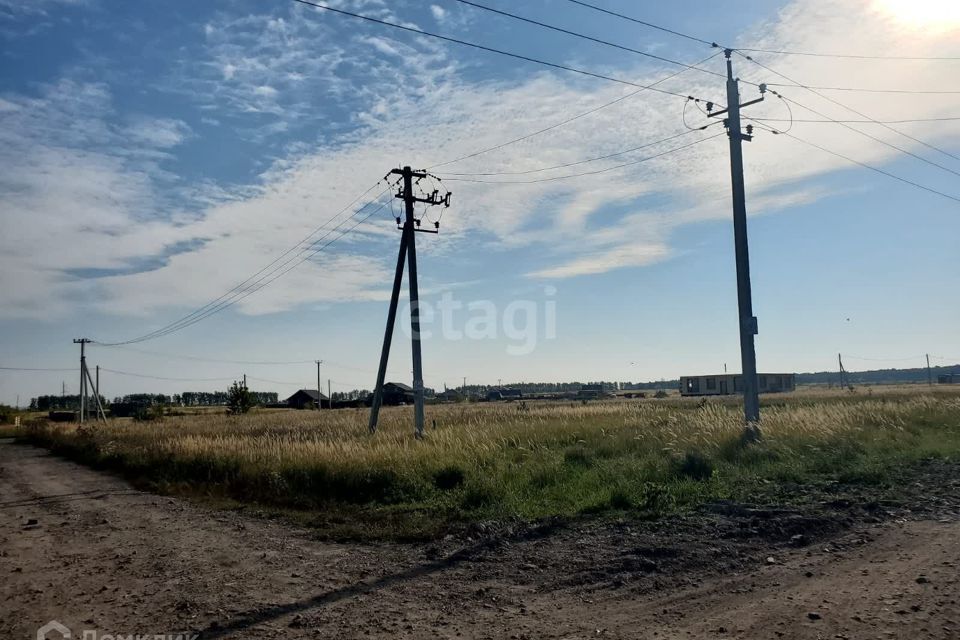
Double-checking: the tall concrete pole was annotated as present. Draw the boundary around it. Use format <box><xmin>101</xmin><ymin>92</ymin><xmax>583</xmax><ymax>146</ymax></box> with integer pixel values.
<box><xmin>402</xmin><ymin>167</ymin><xmax>426</xmax><ymax>438</ymax></box>
<box><xmin>723</xmin><ymin>51</ymin><xmax>761</xmax><ymax>429</ymax></box>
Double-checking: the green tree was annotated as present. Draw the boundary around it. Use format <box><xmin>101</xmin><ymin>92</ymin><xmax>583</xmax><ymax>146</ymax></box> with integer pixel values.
<box><xmin>227</xmin><ymin>380</ymin><xmax>254</xmax><ymax>415</ymax></box>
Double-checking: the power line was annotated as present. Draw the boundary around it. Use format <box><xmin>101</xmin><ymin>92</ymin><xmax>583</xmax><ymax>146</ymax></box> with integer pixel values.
<box><xmin>441</xmin><ymin>131</ymin><xmax>724</xmax><ymax>184</ymax></box>
<box><xmin>99</xmin><ymin>368</ymin><xmax>239</xmax><ymax>382</ymax></box>
<box><xmin>750</xmin><ymin>122</ymin><xmax>960</xmax><ymax>204</ymax></box>
<box><xmin>93</xmin><ymin>344</ymin><xmax>315</xmax><ymax>366</ymax></box>
<box><xmin>844</xmin><ymin>354</ymin><xmax>925</xmax><ymax>362</ymax></box>
<box><xmin>451</xmin><ymin>0</ymin><xmax>723</xmax><ymax>79</ymax></box>
<box><xmin>750</xmin><ymin>116</ymin><xmax>960</xmax><ymax>125</ymax></box>
<box><xmin>747</xmin><ymin>85</ymin><xmax>960</xmax><ymax>179</ymax></box>
<box><xmin>289</xmin><ymin>0</ymin><xmax>705</xmax><ymax>101</ymax></box>
<box><xmin>114</xmin><ymin>196</ymin><xmax>391</xmax><ymax>344</ymax></box>
<box><xmin>562</xmin><ymin>0</ymin><xmax>960</xmax><ymax>61</ymax></box>
<box><xmin>429</xmin><ymin>51</ymin><xmax>723</xmax><ymax>170</ymax></box>
<box><xmin>764</xmin><ymin>84</ymin><xmax>960</xmax><ymax>96</ymax></box>
<box><xmin>441</xmin><ymin>127</ymin><xmax>715</xmax><ymax>177</ymax></box>
<box><xmin>0</xmin><ymin>366</ymin><xmax>75</xmax><ymax>372</ymax></box>
<box><xmin>95</xmin><ymin>188</ymin><xmax>392</xmax><ymax>346</ymax></box>
<box><xmin>561</xmin><ymin>0</ymin><xmax>715</xmax><ymax>47</ymax></box>
<box><xmin>97</xmin><ymin>180</ymin><xmax>388</xmax><ymax>346</ymax></box>
<box><xmin>92</xmin><ymin>343</ymin><xmax>404</xmax><ymax>376</ymax></box>
<box><xmin>736</xmin><ymin>51</ymin><xmax>960</xmax><ymax>166</ymax></box>
<box><xmin>736</xmin><ymin>48</ymin><xmax>960</xmax><ymax>62</ymax></box>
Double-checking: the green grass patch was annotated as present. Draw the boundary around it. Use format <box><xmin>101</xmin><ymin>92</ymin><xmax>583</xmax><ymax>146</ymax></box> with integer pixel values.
<box><xmin>18</xmin><ymin>391</ymin><xmax>960</xmax><ymax>539</ymax></box>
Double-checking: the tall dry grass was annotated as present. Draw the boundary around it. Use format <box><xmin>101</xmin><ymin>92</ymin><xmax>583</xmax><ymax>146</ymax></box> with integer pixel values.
<box><xmin>25</xmin><ymin>389</ymin><xmax>960</xmax><ymax>536</ymax></box>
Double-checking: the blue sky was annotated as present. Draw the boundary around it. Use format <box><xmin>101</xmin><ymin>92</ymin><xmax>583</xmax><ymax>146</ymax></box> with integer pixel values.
<box><xmin>1</xmin><ymin>0</ymin><xmax>958</xmax><ymax>404</ymax></box>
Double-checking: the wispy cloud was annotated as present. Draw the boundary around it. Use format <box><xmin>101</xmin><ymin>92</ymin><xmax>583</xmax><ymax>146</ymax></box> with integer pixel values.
<box><xmin>1</xmin><ymin>0</ymin><xmax>958</xmax><ymax>323</ymax></box>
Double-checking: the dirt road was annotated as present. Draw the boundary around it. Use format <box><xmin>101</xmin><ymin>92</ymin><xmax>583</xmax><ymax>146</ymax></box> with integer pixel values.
<box><xmin>2</xmin><ymin>440</ymin><xmax>959</xmax><ymax>639</ymax></box>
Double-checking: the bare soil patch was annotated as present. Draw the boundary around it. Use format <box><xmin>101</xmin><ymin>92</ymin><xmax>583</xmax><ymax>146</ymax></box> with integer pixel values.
<box><xmin>2</xmin><ymin>440</ymin><xmax>959</xmax><ymax>639</ymax></box>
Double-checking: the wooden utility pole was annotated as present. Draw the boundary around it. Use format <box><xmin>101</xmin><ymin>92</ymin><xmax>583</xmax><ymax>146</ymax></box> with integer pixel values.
<box><xmin>709</xmin><ymin>50</ymin><xmax>766</xmax><ymax>434</ymax></box>
<box><xmin>328</xmin><ymin>379</ymin><xmax>332</xmax><ymax>409</ymax></box>
<box><xmin>369</xmin><ymin>166</ymin><xmax>450</xmax><ymax>437</ymax></box>
<box><xmin>838</xmin><ymin>353</ymin><xmax>846</xmax><ymax>389</ymax></box>
<box><xmin>926</xmin><ymin>353</ymin><xmax>932</xmax><ymax>386</ymax></box>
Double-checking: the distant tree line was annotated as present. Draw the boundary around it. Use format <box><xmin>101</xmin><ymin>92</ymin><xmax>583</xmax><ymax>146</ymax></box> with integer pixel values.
<box><xmin>30</xmin><ymin>390</ymin><xmax>278</xmax><ymax>413</ymax></box>
<box><xmin>797</xmin><ymin>365</ymin><xmax>959</xmax><ymax>386</ymax></box>
<box><xmin>30</xmin><ymin>394</ymin><xmax>106</xmax><ymax>411</ymax></box>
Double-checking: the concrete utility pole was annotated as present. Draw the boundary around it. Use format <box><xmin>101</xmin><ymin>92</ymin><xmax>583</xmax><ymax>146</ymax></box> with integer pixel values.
<box><xmin>369</xmin><ymin>166</ymin><xmax>451</xmax><ymax>437</ymax></box>
<box><xmin>709</xmin><ymin>50</ymin><xmax>766</xmax><ymax>433</ymax></box>
<box><xmin>316</xmin><ymin>360</ymin><xmax>322</xmax><ymax>410</ymax></box>
<box><xmin>73</xmin><ymin>338</ymin><xmax>105</xmax><ymax>424</ymax></box>
<box><xmin>74</xmin><ymin>338</ymin><xmax>90</xmax><ymax>423</ymax></box>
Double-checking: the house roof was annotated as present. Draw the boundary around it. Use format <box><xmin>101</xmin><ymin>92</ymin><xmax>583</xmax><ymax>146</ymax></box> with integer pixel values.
<box><xmin>285</xmin><ymin>389</ymin><xmax>328</xmax><ymax>402</ymax></box>
<box><xmin>383</xmin><ymin>382</ymin><xmax>413</xmax><ymax>392</ymax></box>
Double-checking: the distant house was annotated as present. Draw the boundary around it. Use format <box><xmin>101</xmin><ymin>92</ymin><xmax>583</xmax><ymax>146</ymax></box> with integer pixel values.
<box><xmin>679</xmin><ymin>373</ymin><xmax>796</xmax><ymax>397</ymax></box>
<box><xmin>285</xmin><ymin>389</ymin><xmax>328</xmax><ymax>409</ymax></box>
<box><xmin>486</xmin><ymin>387</ymin><xmax>523</xmax><ymax>402</ymax></box>
<box><xmin>382</xmin><ymin>382</ymin><xmax>415</xmax><ymax>405</ymax></box>
<box><xmin>436</xmin><ymin>389</ymin><xmax>463</xmax><ymax>403</ymax></box>
<box><xmin>939</xmin><ymin>373</ymin><xmax>959</xmax><ymax>384</ymax></box>
<box><xmin>577</xmin><ymin>383</ymin><xmax>610</xmax><ymax>399</ymax></box>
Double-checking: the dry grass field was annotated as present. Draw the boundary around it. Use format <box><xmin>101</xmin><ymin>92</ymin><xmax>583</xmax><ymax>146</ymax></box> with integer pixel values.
<box><xmin>18</xmin><ymin>385</ymin><xmax>960</xmax><ymax>538</ymax></box>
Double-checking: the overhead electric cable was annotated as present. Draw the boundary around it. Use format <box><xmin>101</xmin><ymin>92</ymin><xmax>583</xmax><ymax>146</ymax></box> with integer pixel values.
<box><xmin>289</xmin><ymin>0</ymin><xmax>705</xmax><ymax>100</ymax></box>
<box><xmin>562</xmin><ymin>0</ymin><xmax>960</xmax><ymax>61</ymax></box>
<box><xmin>107</xmin><ymin>195</ymin><xmax>392</xmax><ymax>345</ymax></box>
<box><xmin>735</xmin><ymin>47</ymin><xmax>960</xmax><ymax>62</ymax></box>
<box><xmin>451</xmin><ymin>0</ymin><xmax>723</xmax><ymax>78</ymax></box>
<box><xmin>0</xmin><ymin>366</ymin><xmax>75</xmax><ymax>372</ymax></box>
<box><xmin>429</xmin><ymin>51</ymin><xmax>723</xmax><ymax>170</ymax></box>
<box><xmin>442</xmin><ymin>126</ymin><xmax>716</xmax><ymax>177</ymax></box>
<box><xmin>93</xmin><ymin>344</ymin><xmax>315</xmax><ymax>365</ymax></box>
<box><xmin>562</xmin><ymin>0</ymin><xmax>715</xmax><ymax>47</ymax></box>
<box><xmin>737</xmin><ymin>51</ymin><xmax>960</xmax><ymax>166</ymax></box>
<box><xmin>750</xmin><ymin>121</ymin><xmax>960</xmax><ymax>204</ymax></box>
<box><xmin>93</xmin><ymin>344</ymin><xmax>403</xmax><ymax>376</ymax></box>
<box><xmin>750</xmin><ymin>116</ymin><xmax>960</xmax><ymax>124</ymax></box>
<box><xmin>441</xmin><ymin>131</ymin><xmax>724</xmax><ymax>184</ymax></box>
<box><xmin>99</xmin><ymin>368</ymin><xmax>239</xmax><ymax>382</ymax></box>
<box><xmin>95</xmin><ymin>187</ymin><xmax>391</xmax><ymax>346</ymax></box>
<box><xmin>763</xmin><ymin>84</ymin><xmax>960</xmax><ymax>95</ymax></box>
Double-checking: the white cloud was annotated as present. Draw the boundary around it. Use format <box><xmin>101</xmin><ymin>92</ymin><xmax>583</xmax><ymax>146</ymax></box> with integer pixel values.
<box><xmin>2</xmin><ymin>0</ymin><xmax>959</xmax><ymax>324</ymax></box>
<box><xmin>124</xmin><ymin>117</ymin><xmax>192</xmax><ymax>148</ymax></box>
<box><xmin>430</xmin><ymin>5</ymin><xmax>447</xmax><ymax>22</ymax></box>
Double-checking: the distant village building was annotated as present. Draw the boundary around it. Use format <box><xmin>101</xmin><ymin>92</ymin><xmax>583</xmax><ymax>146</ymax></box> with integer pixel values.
<box><xmin>285</xmin><ymin>389</ymin><xmax>328</xmax><ymax>409</ymax></box>
<box><xmin>577</xmin><ymin>383</ymin><xmax>611</xmax><ymax>399</ymax></box>
<box><xmin>486</xmin><ymin>388</ymin><xmax>522</xmax><ymax>401</ymax></box>
<box><xmin>938</xmin><ymin>373</ymin><xmax>959</xmax><ymax>384</ymax></box>
<box><xmin>436</xmin><ymin>389</ymin><xmax>463</xmax><ymax>403</ymax></box>
<box><xmin>382</xmin><ymin>382</ymin><xmax>415</xmax><ymax>406</ymax></box>
<box><xmin>679</xmin><ymin>373</ymin><xmax>796</xmax><ymax>397</ymax></box>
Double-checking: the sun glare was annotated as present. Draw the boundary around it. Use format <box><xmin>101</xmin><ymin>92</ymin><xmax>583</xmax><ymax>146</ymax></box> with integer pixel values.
<box><xmin>874</xmin><ymin>0</ymin><xmax>960</xmax><ymax>31</ymax></box>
